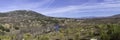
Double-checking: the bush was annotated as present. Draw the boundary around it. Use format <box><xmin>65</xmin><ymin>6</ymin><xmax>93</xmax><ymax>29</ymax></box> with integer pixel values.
<box><xmin>0</xmin><ymin>24</ymin><xmax>10</xmax><ymax>32</ymax></box>
<box><xmin>23</xmin><ymin>33</ymin><xmax>33</xmax><ymax>40</ymax></box>
<box><xmin>99</xmin><ymin>24</ymin><xmax>120</xmax><ymax>40</ymax></box>
<box><xmin>14</xmin><ymin>27</ymin><xmax>19</xmax><ymax>30</ymax></box>
<box><xmin>37</xmin><ymin>35</ymin><xmax>49</xmax><ymax>40</ymax></box>
<box><xmin>110</xmin><ymin>24</ymin><xmax>120</xmax><ymax>40</ymax></box>
<box><xmin>0</xmin><ymin>25</ymin><xmax>5</xmax><ymax>31</ymax></box>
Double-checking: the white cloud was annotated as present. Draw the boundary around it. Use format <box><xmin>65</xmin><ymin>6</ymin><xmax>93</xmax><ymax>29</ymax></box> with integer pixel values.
<box><xmin>1</xmin><ymin>0</ymin><xmax>120</xmax><ymax>17</ymax></box>
<box><xmin>0</xmin><ymin>0</ymin><xmax>55</xmax><ymax>12</ymax></box>
<box><xmin>104</xmin><ymin>0</ymin><xmax>115</xmax><ymax>2</ymax></box>
<box><xmin>41</xmin><ymin>0</ymin><xmax>120</xmax><ymax>15</ymax></box>
<box><xmin>104</xmin><ymin>0</ymin><xmax>120</xmax><ymax>2</ymax></box>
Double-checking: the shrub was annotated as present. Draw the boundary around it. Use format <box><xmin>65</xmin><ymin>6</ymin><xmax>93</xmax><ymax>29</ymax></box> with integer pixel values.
<box><xmin>23</xmin><ymin>33</ymin><xmax>33</xmax><ymax>40</ymax></box>
<box><xmin>38</xmin><ymin>35</ymin><xmax>49</xmax><ymax>40</ymax></box>
<box><xmin>14</xmin><ymin>27</ymin><xmax>19</xmax><ymax>30</ymax></box>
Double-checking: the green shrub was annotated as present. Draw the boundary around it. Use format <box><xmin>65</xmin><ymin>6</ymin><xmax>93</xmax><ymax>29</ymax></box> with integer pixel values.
<box><xmin>23</xmin><ymin>33</ymin><xmax>33</xmax><ymax>40</ymax></box>
<box><xmin>14</xmin><ymin>27</ymin><xmax>19</xmax><ymax>30</ymax></box>
<box><xmin>37</xmin><ymin>35</ymin><xmax>49</xmax><ymax>40</ymax></box>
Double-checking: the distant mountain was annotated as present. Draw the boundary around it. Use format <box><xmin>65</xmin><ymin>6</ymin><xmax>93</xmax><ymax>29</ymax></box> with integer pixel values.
<box><xmin>110</xmin><ymin>14</ymin><xmax>120</xmax><ymax>18</ymax></box>
<box><xmin>81</xmin><ymin>14</ymin><xmax>120</xmax><ymax>24</ymax></box>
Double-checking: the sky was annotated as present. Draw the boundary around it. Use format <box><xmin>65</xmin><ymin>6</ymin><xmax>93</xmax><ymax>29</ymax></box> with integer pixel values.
<box><xmin>0</xmin><ymin>0</ymin><xmax>120</xmax><ymax>18</ymax></box>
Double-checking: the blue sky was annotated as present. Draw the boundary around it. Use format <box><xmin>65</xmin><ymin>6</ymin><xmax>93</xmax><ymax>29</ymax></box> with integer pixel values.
<box><xmin>0</xmin><ymin>0</ymin><xmax>120</xmax><ymax>18</ymax></box>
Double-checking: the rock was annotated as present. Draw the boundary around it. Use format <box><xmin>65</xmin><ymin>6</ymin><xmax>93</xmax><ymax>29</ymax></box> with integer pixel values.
<box><xmin>90</xmin><ymin>38</ymin><xmax>97</xmax><ymax>40</ymax></box>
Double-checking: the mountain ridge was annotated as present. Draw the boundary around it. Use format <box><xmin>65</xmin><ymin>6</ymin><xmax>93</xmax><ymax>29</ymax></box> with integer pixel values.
<box><xmin>0</xmin><ymin>10</ymin><xmax>120</xmax><ymax>19</ymax></box>
<box><xmin>0</xmin><ymin>10</ymin><xmax>46</xmax><ymax>18</ymax></box>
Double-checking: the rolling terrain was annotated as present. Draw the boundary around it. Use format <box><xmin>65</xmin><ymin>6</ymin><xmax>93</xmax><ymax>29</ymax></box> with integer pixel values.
<box><xmin>0</xmin><ymin>10</ymin><xmax>120</xmax><ymax>40</ymax></box>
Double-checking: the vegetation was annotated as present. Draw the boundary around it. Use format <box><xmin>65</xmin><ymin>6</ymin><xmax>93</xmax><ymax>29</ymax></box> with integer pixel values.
<box><xmin>0</xmin><ymin>10</ymin><xmax>119</xmax><ymax>40</ymax></box>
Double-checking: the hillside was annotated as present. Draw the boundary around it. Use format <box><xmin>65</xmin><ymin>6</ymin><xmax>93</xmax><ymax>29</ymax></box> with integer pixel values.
<box><xmin>0</xmin><ymin>10</ymin><xmax>120</xmax><ymax>40</ymax></box>
<box><xmin>0</xmin><ymin>10</ymin><xmax>77</xmax><ymax>40</ymax></box>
